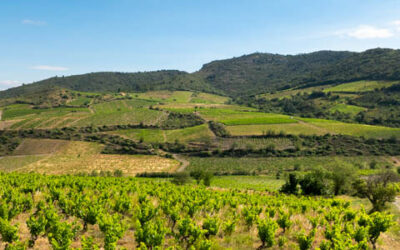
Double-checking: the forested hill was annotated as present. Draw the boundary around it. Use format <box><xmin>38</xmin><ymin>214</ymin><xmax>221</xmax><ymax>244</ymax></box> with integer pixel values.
<box><xmin>0</xmin><ymin>70</ymin><xmax>220</xmax><ymax>99</ymax></box>
<box><xmin>197</xmin><ymin>48</ymin><xmax>400</xmax><ymax>96</ymax></box>
<box><xmin>1</xmin><ymin>48</ymin><xmax>400</xmax><ymax>99</ymax></box>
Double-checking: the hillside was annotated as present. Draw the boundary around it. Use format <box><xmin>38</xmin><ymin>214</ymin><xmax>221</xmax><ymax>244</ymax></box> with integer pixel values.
<box><xmin>198</xmin><ymin>48</ymin><xmax>400</xmax><ymax>96</ymax></box>
<box><xmin>0</xmin><ymin>70</ymin><xmax>220</xmax><ymax>100</ymax></box>
<box><xmin>1</xmin><ymin>48</ymin><xmax>400</xmax><ymax>99</ymax></box>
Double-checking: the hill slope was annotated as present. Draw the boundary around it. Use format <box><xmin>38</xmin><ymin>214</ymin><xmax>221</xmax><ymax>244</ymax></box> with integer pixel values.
<box><xmin>1</xmin><ymin>48</ymin><xmax>400</xmax><ymax>99</ymax></box>
<box><xmin>0</xmin><ymin>70</ymin><xmax>220</xmax><ymax>99</ymax></box>
<box><xmin>198</xmin><ymin>48</ymin><xmax>400</xmax><ymax>96</ymax></box>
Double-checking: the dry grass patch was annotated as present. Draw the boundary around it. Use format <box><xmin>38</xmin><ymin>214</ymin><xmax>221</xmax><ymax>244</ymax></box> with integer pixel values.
<box><xmin>6</xmin><ymin>140</ymin><xmax>178</xmax><ymax>176</ymax></box>
<box><xmin>12</xmin><ymin>138</ymin><xmax>70</xmax><ymax>155</ymax></box>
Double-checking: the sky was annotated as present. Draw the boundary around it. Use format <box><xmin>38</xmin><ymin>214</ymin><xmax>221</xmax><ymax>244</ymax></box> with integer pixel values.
<box><xmin>1</xmin><ymin>0</ymin><xmax>400</xmax><ymax>90</ymax></box>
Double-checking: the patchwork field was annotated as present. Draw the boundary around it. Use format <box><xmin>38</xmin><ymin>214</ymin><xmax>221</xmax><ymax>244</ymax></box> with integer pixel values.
<box><xmin>0</xmin><ymin>139</ymin><xmax>178</xmax><ymax>175</ymax></box>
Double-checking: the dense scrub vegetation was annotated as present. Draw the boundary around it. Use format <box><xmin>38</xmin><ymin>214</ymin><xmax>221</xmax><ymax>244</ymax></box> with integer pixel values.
<box><xmin>0</xmin><ymin>172</ymin><xmax>396</xmax><ymax>249</ymax></box>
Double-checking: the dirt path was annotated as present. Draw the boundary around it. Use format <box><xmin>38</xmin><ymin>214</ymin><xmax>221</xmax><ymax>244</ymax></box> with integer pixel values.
<box><xmin>173</xmin><ymin>154</ymin><xmax>189</xmax><ymax>172</ymax></box>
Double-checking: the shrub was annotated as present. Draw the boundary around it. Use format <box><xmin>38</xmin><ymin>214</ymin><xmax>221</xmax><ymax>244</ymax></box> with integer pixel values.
<box><xmin>172</xmin><ymin>172</ymin><xmax>191</xmax><ymax>185</ymax></box>
<box><xmin>257</xmin><ymin>217</ymin><xmax>278</xmax><ymax>248</ymax></box>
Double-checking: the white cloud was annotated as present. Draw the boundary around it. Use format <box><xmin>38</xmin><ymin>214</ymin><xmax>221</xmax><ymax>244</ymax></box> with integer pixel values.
<box><xmin>347</xmin><ymin>25</ymin><xmax>393</xmax><ymax>39</ymax></box>
<box><xmin>21</xmin><ymin>19</ymin><xmax>46</xmax><ymax>26</ymax></box>
<box><xmin>0</xmin><ymin>80</ymin><xmax>21</xmax><ymax>86</ymax></box>
<box><xmin>0</xmin><ymin>80</ymin><xmax>22</xmax><ymax>89</ymax></box>
<box><xmin>31</xmin><ymin>65</ymin><xmax>69</xmax><ymax>71</ymax></box>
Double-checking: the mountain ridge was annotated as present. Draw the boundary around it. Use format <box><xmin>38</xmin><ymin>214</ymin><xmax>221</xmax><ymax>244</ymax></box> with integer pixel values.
<box><xmin>2</xmin><ymin>48</ymin><xmax>400</xmax><ymax>99</ymax></box>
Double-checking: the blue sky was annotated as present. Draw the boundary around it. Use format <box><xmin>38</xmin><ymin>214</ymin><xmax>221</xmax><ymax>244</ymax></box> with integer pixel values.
<box><xmin>1</xmin><ymin>0</ymin><xmax>400</xmax><ymax>90</ymax></box>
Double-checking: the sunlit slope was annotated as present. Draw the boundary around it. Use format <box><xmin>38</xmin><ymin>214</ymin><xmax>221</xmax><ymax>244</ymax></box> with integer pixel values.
<box><xmin>0</xmin><ymin>139</ymin><xmax>178</xmax><ymax>175</ymax></box>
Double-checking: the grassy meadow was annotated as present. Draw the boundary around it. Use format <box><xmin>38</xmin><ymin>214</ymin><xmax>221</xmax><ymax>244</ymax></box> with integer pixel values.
<box><xmin>324</xmin><ymin>80</ymin><xmax>398</xmax><ymax>93</ymax></box>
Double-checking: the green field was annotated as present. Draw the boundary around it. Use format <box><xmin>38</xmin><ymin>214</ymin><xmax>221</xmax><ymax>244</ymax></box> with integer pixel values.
<box><xmin>211</xmin><ymin>175</ymin><xmax>285</xmax><ymax>191</ymax></box>
<box><xmin>324</xmin><ymin>80</ymin><xmax>398</xmax><ymax>93</ymax></box>
<box><xmin>112</xmin><ymin>124</ymin><xmax>214</xmax><ymax>143</ymax></box>
<box><xmin>330</xmin><ymin>103</ymin><xmax>367</xmax><ymax>115</ymax></box>
<box><xmin>185</xmin><ymin>156</ymin><xmax>392</xmax><ymax>174</ymax></box>
<box><xmin>197</xmin><ymin>108</ymin><xmax>296</xmax><ymax>125</ymax></box>
<box><xmin>227</xmin><ymin>117</ymin><xmax>400</xmax><ymax>139</ymax></box>
<box><xmin>300</xmin><ymin>118</ymin><xmax>400</xmax><ymax>138</ymax></box>
<box><xmin>131</xmin><ymin>90</ymin><xmax>229</xmax><ymax>104</ymax></box>
<box><xmin>214</xmin><ymin>137</ymin><xmax>293</xmax><ymax>150</ymax></box>
<box><xmin>226</xmin><ymin>122</ymin><xmax>329</xmax><ymax>136</ymax></box>
<box><xmin>2</xmin><ymin>99</ymin><xmax>165</xmax><ymax>128</ymax></box>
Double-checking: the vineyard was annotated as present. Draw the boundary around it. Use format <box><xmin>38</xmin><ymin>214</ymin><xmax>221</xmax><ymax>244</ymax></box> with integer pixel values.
<box><xmin>0</xmin><ymin>173</ymin><xmax>397</xmax><ymax>249</ymax></box>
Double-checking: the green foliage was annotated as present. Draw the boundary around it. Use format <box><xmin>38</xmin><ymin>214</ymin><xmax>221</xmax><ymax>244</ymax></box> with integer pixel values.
<box><xmin>0</xmin><ymin>218</ymin><xmax>19</xmax><ymax>243</ymax></box>
<box><xmin>277</xmin><ymin>211</ymin><xmax>292</xmax><ymax>232</ymax></box>
<box><xmin>297</xmin><ymin>230</ymin><xmax>315</xmax><ymax>250</ymax></box>
<box><xmin>135</xmin><ymin>218</ymin><xmax>167</xmax><ymax>248</ymax></box>
<box><xmin>98</xmin><ymin>213</ymin><xmax>127</xmax><ymax>250</ymax></box>
<box><xmin>353</xmin><ymin>171</ymin><xmax>399</xmax><ymax>212</ymax></box>
<box><xmin>257</xmin><ymin>217</ymin><xmax>278</xmax><ymax>248</ymax></box>
<box><xmin>172</xmin><ymin>172</ymin><xmax>191</xmax><ymax>185</ymax></box>
<box><xmin>299</xmin><ymin>167</ymin><xmax>332</xmax><ymax>195</ymax></box>
<box><xmin>81</xmin><ymin>236</ymin><xmax>100</xmax><ymax>250</ymax></box>
<box><xmin>202</xmin><ymin>217</ymin><xmax>219</xmax><ymax>238</ymax></box>
<box><xmin>280</xmin><ymin>173</ymin><xmax>300</xmax><ymax>195</ymax></box>
<box><xmin>0</xmin><ymin>172</ymin><xmax>396</xmax><ymax>249</ymax></box>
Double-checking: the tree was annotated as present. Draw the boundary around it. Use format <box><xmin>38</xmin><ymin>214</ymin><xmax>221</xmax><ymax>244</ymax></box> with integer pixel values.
<box><xmin>190</xmin><ymin>170</ymin><xmax>204</xmax><ymax>184</ymax></box>
<box><xmin>299</xmin><ymin>167</ymin><xmax>332</xmax><ymax>195</ymax></box>
<box><xmin>280</xmin><ymin>173</ymin><xmax>300</xmax><ymax>194</ymax></box>
<box><xmin>172</xmin><ymin>172</ymin><xmax>191</xmax><ymax>185</ymax></box>
<box><xmin>202</xmin><ymin>172</ymin><xmax>214</xmax><ymax>187</ymax></box>
<box><xmin>353</xmin><ymin>171</ymin><xmax>399</xmax><ymax>212</ymax></box>
<box><xmin>329</xmin><ymin>163</ymin><xmax>356</xmax><ymax>195</ymax></box>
